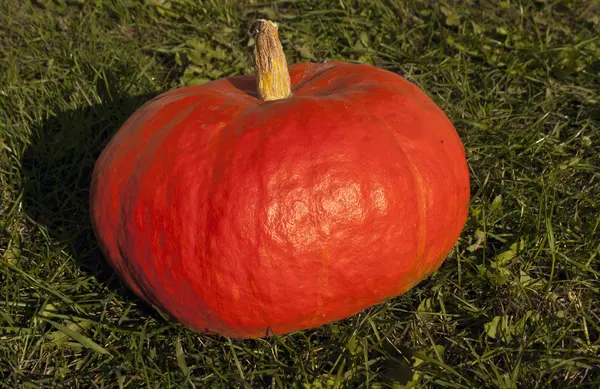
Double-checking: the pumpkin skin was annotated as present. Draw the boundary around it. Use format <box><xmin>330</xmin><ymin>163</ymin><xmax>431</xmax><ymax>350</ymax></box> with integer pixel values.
<box><xmin>90</xmin><ymin>61</ymin><xmax>470</xmax><ymax>339</ymax></box>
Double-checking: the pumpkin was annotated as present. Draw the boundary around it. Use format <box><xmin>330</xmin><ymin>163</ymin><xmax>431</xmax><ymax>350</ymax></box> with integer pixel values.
<box><xmin>90</xmin><ymin>20</ymin><xmax>470</xmax><ymax>339</ymax></box>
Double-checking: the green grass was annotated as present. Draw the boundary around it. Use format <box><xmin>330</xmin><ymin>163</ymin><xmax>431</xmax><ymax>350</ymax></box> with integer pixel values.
<box><xmin>1</xmin><ymin>0</ymin><xmax>599</xmax><ymax>387</ymax></box>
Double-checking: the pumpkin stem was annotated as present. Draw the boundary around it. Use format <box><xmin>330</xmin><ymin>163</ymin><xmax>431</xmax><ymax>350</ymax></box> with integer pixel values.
<box><xmin>250</xmin><ymin>19</ymin><xmax>292</xmax><ymax>102</ymax></box>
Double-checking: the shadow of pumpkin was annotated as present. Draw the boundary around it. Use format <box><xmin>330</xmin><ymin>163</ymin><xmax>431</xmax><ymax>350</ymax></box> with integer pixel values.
<box><xmin>20</xmin><ymin>75</ymin><xmax>159</xmax><ymax>306</ymax></box>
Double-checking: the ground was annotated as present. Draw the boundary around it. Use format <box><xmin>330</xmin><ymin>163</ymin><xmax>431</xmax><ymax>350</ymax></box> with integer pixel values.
<box><xmin>0</xmin><ymin>0</ymin><xmax>599</xmax><ymax>388</ymax></box>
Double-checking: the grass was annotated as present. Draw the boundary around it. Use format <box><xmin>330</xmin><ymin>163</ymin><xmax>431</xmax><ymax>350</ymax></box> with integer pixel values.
<box><xmin>0</xmin><ymin>0</ymin><xmax>599</xmax><ymax>387</ymax></box>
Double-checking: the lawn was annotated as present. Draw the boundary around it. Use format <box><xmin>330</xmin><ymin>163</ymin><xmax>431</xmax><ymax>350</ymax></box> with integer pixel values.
<box><xmin>1</xmin><ymin>0</ymin><xmax>599</xmax><ymax>387</ymax></box>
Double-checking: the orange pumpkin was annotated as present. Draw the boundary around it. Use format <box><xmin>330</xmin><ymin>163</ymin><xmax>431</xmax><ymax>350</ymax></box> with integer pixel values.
<box><xmin>90</xmin><ymin>20</ymin><xmax>470</xmax><ymax>338</ymax></box>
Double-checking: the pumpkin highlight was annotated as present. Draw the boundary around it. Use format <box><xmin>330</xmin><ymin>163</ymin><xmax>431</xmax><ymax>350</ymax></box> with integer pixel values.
<box><xmin>90</xmin><ymin>20</ymin><xmax>470</xmax><ymax>338</ymax></box>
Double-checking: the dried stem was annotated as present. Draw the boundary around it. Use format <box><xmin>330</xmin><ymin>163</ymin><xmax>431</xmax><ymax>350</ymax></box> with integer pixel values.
<box><xmin>250</xmin><ymin>19</ymin><xmax>292</xmax><ymax>101</ymax></box>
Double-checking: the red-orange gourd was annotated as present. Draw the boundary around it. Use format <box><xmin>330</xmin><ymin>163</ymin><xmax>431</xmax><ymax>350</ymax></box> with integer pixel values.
<box><xmin>90</xmin><ymin>20</ymin><xmax>470</xmax><ymax>339</ymax></box>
